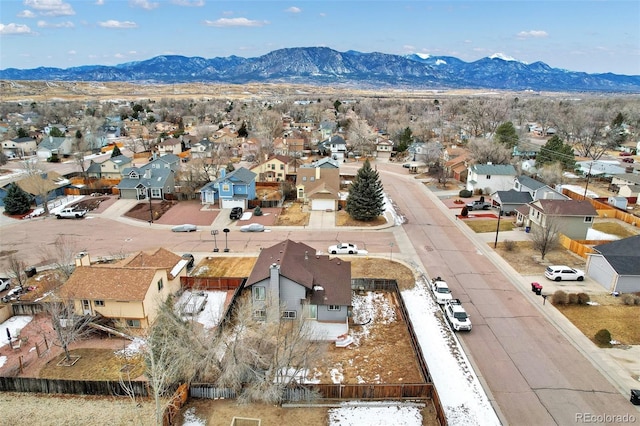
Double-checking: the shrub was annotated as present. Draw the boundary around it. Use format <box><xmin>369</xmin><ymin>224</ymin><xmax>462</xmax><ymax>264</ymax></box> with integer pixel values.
<box><xmin>594</xmin><ymin>329</ymin><xmax>612</xmax><ymax>347</ymax></box>
<box><xmin>552</xmin><ymin>290</ymin><xmax>568</xmax><ymax>305</ymax></box>
<box><xmin>460</xmin><ymin>206</ymin><xmax>469</xmax><ymax>217</ymax></box>
<box><xmin>568</xmin><ymin>293</ymin><xmax>579</xmax><ymax>305</ymax></box>
<box><xmin>621</xmin><ymin>294</ymin><xmax>635</xmax><ymax>305</ymax></box>
<box><xmin>503</xmin><ymin>240</ymin><xmax>516</xmax><ymax>252</ymax></box>
<box><xmin>253</xmin><ymin>206</ymin><xmax>263</xmax><ymax>216</ymax></box>
<box><xmin>577</xmin><ymin>293</ymin><xmax>591</xmax><ymax>305</ymax></box>
<box><xmin>459</xmin><ymin>189</ymin><xmax>472</xmax><ymax>198</ymax></box>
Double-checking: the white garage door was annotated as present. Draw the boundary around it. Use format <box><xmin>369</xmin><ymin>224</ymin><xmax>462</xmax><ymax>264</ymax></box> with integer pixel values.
<box><xmin>221</xmin><ymin>199</ymin><xmax>245</xmax><ymax>209</ymax></box>
<box><xmin>311</xmin><ymin>199</ymin><xmax>335</xmax><ymax>211</ymax></box>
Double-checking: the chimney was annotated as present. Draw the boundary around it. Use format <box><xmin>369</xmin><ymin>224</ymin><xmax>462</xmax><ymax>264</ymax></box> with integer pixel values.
<box><xmin>74</xmin><ymin>251</ymin><xmax>91</xmax><ymax>267</ymax></box>
<box><xmin>305</xmin><ymin>251</ymin><xmax>308</xmax><ymax>260</ymax></box>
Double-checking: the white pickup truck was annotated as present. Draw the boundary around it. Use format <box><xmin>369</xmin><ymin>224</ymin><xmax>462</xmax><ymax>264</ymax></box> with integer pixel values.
<box><xmin>430</xmin><ymin>277</ymin><xmax>453</xmax><ymax>305</ymax></box>
<box><xmin>56</xmin><ymin>207</ymin><xmax>88</xmax><ymax>219</ymax></box>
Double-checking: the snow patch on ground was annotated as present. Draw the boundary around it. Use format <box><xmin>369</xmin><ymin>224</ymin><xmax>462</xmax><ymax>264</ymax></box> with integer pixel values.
<box><xmin>0</xmin><ymin>315</ymin><xmax>33</xmax><ymax>349</ymax></box>
<box><xmin>328</xmin><ymin>401</ymin><xmax>424</xmax><ymax>425</ymax></box>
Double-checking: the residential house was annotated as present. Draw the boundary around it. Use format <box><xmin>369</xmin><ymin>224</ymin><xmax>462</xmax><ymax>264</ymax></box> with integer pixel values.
<box><xmin>189</xmin><ymin>139</ymin><xmax>214</xmax><ymax>160</ymax></box>
<box><xmin>36</xmin><ymin>136</ymin><xmax>74</xmax><ymax>159</ymax></box>
<box><xmin>375</xmin><ymin>137</ymin><xmax>394</xmax><ymax>160</ymax></box>
<box><xmin>586</xmin><ymin>236</ymin><xmax>640</xmax><ymax>293</ymax></box>
<box><xmin>575</xmin><ymin>160</ymin><xmax>626</xmax><ymax>178</ymax></box>
<box><xmin>274</xmin><ymin>136</ymin><xmax>305</xmax><ymax>157</ymax></box>
<box><xmin>199</xmin><ymin>167</ymin><xmax>257</xmax><ymax>209</ymax></box>
<box><xmin>0</xmin><ymin>170</ymin><xmax>69</xmax><ymax>207</ymax></box>
<box><xmin>239</xmin><ymin>137</ymin><xmax>259</xmax><ymax>162</ymax></box>
<box><xmin>491</xmin><ymin>190</ymin><xmax>533</xmax><ymax>215</ymax></box>
<box><xmin>466</xmin><ymin>163</ymin><xmax>517</xmax><ymax>194</ymax></box>
<box><xmin>443</xmin><ymin>148</ymin><xmax>469</xmax><ymax>182</ymax></box>
<box><xmin>59</xmin><ymin>249</ymin><xmax>188</xmax><ymax>329</ymax></box>
<box><xmin>296</xmin><ymin>159</ymin><xmax>340</xmax><ymax>211</ymax></box>
<box><xmin>318</xmin><ymin>135</ymin><xmax>347</xmax><ymax>161</ymax></box>
<box><xmin>244</xmin><ymin>239</ymin><xmax>351</xmax><ymax>338</ymax></box>
<box><xmin>611</xmin><ymin>173</ymin><xmax>640</xmax><ymax>203</ymax></box>
<box><xmin>512</xmin><ymin>143</ymin><xmax>540</xmax><ymax>158</ymax></box>
<box><xmin>408</xmin><ymin>141</ymin><xmax>443</xmax><ymax>164</ymax></box>
<box><xmin>94</xmin><ymin>154</ymin><xmax>132</xmax><ymax>180</ymax></box>
<box><xmin>318</xmin><ymin>121</ymin><xmax>335</xmax><ymax>141</ymax></box>
<box><xmin>116</xmin><ymin>154</ymin><xmax>179</xmax><ymax>200</ymax></box>
<box><xmin>157</xmin><ymin>138</ymin><xmax>182</xmax><ymax>156</ymax></box>
<box><xmin>1</xmin><ymin>136</ymin><xmax>38</xmax><ymax>158</ymax></box>
<box><xmin>513</xmin><ymin>175</ymin><xmax>568</xmax><ymax>201</ymax></box>
<box><xmin>521</xmin><ymin>199</ymin><xmax>598</xmax><ymax>240</ymax></box>
<box><xmin>251</xmin><ymin>155</ymin><xmax>292</xmax><ymax>182</ymax></box>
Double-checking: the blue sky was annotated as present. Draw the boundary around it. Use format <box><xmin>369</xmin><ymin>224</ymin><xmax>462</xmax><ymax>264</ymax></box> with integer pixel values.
<box><xmin>0</xmin><ymin>0</ymin><xmax>638</xmax><ymax>75</ymax></box>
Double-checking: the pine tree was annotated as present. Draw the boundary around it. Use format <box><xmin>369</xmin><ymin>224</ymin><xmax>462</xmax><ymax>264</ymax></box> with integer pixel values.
<box><xmin>494</xmin><ymin>122</ymin><xmax>519</xmax><ymax>149</ymax></box>
<box><xmin>4</xmin><ymin>183</ymin><xmax>32</xmax><ymax>215</ymax></box>
<box><xmin>536</xmin><ymin>135</ymin><xmax>575</xmax><ymax>168</ymax></box>
<box><xmin>111</xmin><ymin>145</ymin><xmax>122</xmax><ymax>158</ymax></box>
<box><xmin>345</xmin><ymin>159</ymin><xmax>384</xmax><ymax>221</ymax></box>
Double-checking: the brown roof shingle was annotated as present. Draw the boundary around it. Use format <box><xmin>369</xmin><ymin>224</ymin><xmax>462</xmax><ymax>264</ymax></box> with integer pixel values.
<box><xmin>59</xmin><ymin>266</ymin><xmax>158</xmax><ymax>301</ymax></box>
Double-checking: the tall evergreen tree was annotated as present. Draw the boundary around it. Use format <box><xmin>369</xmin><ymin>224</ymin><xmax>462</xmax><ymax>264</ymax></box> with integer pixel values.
<box><xmin>345</xmin><ymin>159</ymin><xmax>384</xmax><ymax>221</ymax></box>
<box><xmin>494</xmin><ymin>122</ymin><xmax>519</xmax><ymax>149</ymax></box>
<box><xmin>536</xmin><ymin>135</ymin><xmax>575</xmax><ymax>169</ymax></box>
<box><xmin>111</xmin><ymin>144</ymin><xmax>122</xmax><ymax>158</ymax></box>
<box><xmin>4</xmin><ymin>183</ymin><xmax>32</xmax><ymax>215</ymax></box>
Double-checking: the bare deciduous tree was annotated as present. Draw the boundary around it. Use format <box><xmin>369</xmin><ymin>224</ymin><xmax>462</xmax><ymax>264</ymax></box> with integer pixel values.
<box><xmin>45</xmin><ymin>293</ymin><xmax>97</xmax><ymax>364</ymax></box>
<box><xmin>5</xmin><ymin>254</ymin><xmax>27</xmax><ymax>288</ymax></box>
<box><xmin>530</xmin><ymin>213</ymin><xmax>560</xmax><ymax>260</ymax></box>
<box><xmin>467</xmin><ymin>138</ymin><xmax>513</xmax><ymax>165</ymax></box>
<box><xmin>39</xmin><ymin>235</ymin><xmax>81</xmax><ymax>280</ymax></box>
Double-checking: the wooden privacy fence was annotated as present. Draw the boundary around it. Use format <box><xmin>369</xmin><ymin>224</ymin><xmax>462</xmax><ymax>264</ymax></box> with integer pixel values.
<box><xmin>0</xmin><ymin>377</ymin><xmax>149</xmax><ymax>396</ymax></box>
<box><xmin>181</xmin><ymin>276</ymin><xmax>245</xmax><ymax>291</ymax></box>
<box><xmin>163</xmin><ymin>383</ymin><xmax>189</xmax><ymax>426</ymax></box>
<box><xmin>558</xmin><ymin>235</ymin><xmax>599</xmax><ymax>259</ymax></box>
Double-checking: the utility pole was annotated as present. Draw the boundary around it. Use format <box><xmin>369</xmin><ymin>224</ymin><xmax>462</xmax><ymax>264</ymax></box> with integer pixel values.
<box><xmin>583</xmin><ymin>161</ymin><xmax>594</xmax><ymax>200</ymax></box>
<box><xmin>148</xmin><ymin>187</ymin><xmax>153</xmax><ymax>223</ymax></box>
<box><xmin>494</xmin><ymin>207</ymin><xmax>502</xmax><ymax>248</ymax></box>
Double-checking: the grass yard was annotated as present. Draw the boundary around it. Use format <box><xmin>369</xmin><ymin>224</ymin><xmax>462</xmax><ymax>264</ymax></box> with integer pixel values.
<box><xmin>464</xmin><ymin>218</ymin><xmax>516</xmax><ymax>233</ymax></box>
<box><xmin>592</xmin><ymin>220</ymin><xmax>639</xmax><ymax>239</ymax></box>
<box><xmin>493</xmin><ymin>240</ymin><xmax>585</xmax><ymax>275</ymax></box>
<box><xmin>39</xmin><ymin>348</ymin><xmax>145</xmax><ymax>380</ymax></box>
<box><xmin>336</xmin><ymin>210</ymin><xmax>387</xmax><ymax>227</ymax></box>
<box><xmin>556</xmin><ymin>295</ymin><xmax>640</xmax><ymax>346</ymax></box>
<box><xmin>350</xmin><ymin>257</ymin><xmax>416</xmax><ymax>291</ymax></box>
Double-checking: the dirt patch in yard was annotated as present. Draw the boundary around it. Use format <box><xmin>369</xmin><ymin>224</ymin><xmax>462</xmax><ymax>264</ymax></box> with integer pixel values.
<box><xmin>69</xmin><ymin>196</ymin><xmax>113</xmax><ymax>212</ymax></box>
<box><xmin>123</xmin><ymin>200</ymin><xmax>176</xmax><ymax>222</ymax></box>
<box><xmin>39</xmin><ymin>347</ymin><xmax>146</xmax><ymax>381</ymax></box>
<box><xmin>493</xmin><ymin>240</ymin><xmax>585</xmax><ymax>275</ymax></box>
<box><xmin>191</xmin><ymin>257</ymin><xmax>257</xmax><ymax>277</ymax></box>
<box><xmin>351</xmin><ymin>257</ymin><xmax>416</xmax><ymax>291</ymax></box>
<box><xmin>275</xmin><ymin>202</ymin><xmax>309</xmax><ymax>226</ymax></box>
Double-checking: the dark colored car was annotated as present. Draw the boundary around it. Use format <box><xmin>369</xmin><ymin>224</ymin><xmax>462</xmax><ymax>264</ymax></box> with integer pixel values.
<box><xmin>230</xmin><ymin>207</ymin><xmax>243</xmax><ymax>220</ymax></box>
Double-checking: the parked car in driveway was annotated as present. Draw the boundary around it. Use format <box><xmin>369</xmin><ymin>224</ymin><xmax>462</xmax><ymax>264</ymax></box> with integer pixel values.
<box><xmin>619</xmin><ymin>151</ymin><xmax>632</xmax><ymax>156</ymax></box>
<box><xmin>544</xmin><ymin>265</ymin><xmax>585</xmax><ymax>281</ymax></box>
<box><xmin>240</xmin><ymin>223</ymin><xmax>265</xmax><ymax>232</ymax></box>
<box><xmin>56</xmin><ymin>207</ymin><xmax>88</xmax><ymax>219</ymax></box>
<box><xmin>230</xmin><ymin>207</ymin><xmax>243</xmax><ymax>220</ymax></box>
<box><xmin>172</xmin><ymin>224</ymin><xmax>197</xmax><ymax>232</ymax></box>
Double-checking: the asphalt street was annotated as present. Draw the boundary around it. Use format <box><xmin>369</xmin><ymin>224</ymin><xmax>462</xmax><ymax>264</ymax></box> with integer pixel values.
<box><xmin>1</xmin><ymin>162</ymin><xmax>639</xmax><ymax>424</ymax></box>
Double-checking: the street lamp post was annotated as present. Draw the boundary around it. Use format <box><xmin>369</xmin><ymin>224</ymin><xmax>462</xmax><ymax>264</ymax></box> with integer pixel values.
<box><xmin>223</xmin><ymin>228</ymin><xmax>230</xmax><ymax>252</ymax></box>
<box><xmin>494</xmin><ymin>207</ymin><xmax>502</xmax><ymax>248</ymax></box>
<box><xmin>211</xmin><ymin>229</ymin><xmax>219</xmax><ymax>252</ymax></box>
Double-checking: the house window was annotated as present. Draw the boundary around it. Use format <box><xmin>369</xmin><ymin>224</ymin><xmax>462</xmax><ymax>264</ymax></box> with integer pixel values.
<box><xmin>584</xmin><ymin>216</ymin><xmax>593</xmax><ymax>223</ymax></box>
<box><xmin>253</xmin><ymin>286</ymin><xmax>266</xmax><ymax>301</ymax></box>
<box><xmin>157</xmin><ymin>278</ymin><xmax>163</xmax><ymax>291</ymax></box>
<box><xmin>282</xmin><ymin>310</ymin><xmax>297</xmax><ymax>319</ymax></box>
<box><xmin>222</xmin><ymin>183</ymin><xmax>230</xmax><ymax>192</ymax></box>
<box><xmin>94</xmin><ymin>300</ymin><xmax>105</xmax><ymax>307</ymax></box>
<box><xmin>254</xmin><ymin>310</ymin><xmax>266</xmax><ymax>320</ymax></box>
<box><xmin>328</xmin><ymin>305</ymin><xmax>340</xmax><ymax>311</ymax></box>
<box><xmin>280</xmin><ymin>164</ymin><xmax>284</xmax><ymax>170</ymax></box>
<box><xmin>125</xmin><ymin>319</ymin><xmax>141</xmax><ymax>328</ymax></box>
<box><xmin>151</xmin><ymin>188</ymin><xmax>161</xmax><ymax>198</ymax></box>
<box><xmin>302</xmin><ymin>176</ymin><xmax>307</xmax><ymax>181</ymax></box>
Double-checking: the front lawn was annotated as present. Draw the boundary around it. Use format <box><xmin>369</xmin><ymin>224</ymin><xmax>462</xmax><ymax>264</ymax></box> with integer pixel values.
<box><xmin>464</xmin><ymin>219</ymin><xmax>516</xmax><ymax>233</ymax></box>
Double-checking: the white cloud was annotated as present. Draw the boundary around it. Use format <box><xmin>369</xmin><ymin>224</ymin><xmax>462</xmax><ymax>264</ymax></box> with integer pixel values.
<box><xmin>18</xmin><ymin>10</ymin><xmax>37</xmax><ymax>18</ymax></box>
<box><xmin>517</xmin><ymin>30</ymin><xmax>548</xmax><ymax>39</ymax></box>
<box><xmin>319</xmin><ymin>12</ymin><xmax>326</xmax><ymax>17</ymax></box>
<box><xmin>24</xmin><ymin>0</ymin><xmax>75</xmax><ymax>16</ymax></box>
<box><xmin>114</xmin><ymin>53</ymin><xmax>125</xmax><ymax>58</ymax></box>
<box><xmin>98</xmin><ymin>20</ymin><xmax>137</xmax><ymax>29</ymax></box>
<box><xmin>129</xmin><ymin>0</ymin><xmax>159</xmax><ymax>10</ymax></box>
<box><xmin>285</xmin><ymin>6</ymin><xmax>301</xmax><ymax>14</ymax></box>
<box><xmin>0</xmin><ymin>23</ymin><xmax>34</xmax><ymax>35</ymax></box>
<box><xmin>172</xmin><ymin>0</ymin><xmax>205</xmax><ymax>6</ymax></box>
<box><xmin>37</xmin><ymin>20</ymin><xmax>74</xmax><ymax>28</ymax></box>
<box><xmin>67</xmin><ymin>50</ymin><xmax>76</xmax><ymax>55</ymax></box>
<box><xmin>204</xmin><ymin>17</ymin><xmax>268</xmax><ymax>27</ymax></box>
<box><xmin>95</xmin><ymin>0</ymin><xmax>104</xmax><ymax>5</ymax></box>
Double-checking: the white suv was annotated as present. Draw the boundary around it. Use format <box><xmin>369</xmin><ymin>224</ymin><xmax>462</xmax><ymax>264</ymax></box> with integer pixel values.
<box><xmin>444</xmin><ymin>299</ymin><xmax>472</xmax><ymax>331</ymax></box>
<box><xmin>431</xmin><ymin>277</ymin><xmax>453</xmax><ymax>305</ymax></box>
<box><xmin>544</xmin><ymin>265</ymin><xmax>585</xmax><ymax>282</ymax></box>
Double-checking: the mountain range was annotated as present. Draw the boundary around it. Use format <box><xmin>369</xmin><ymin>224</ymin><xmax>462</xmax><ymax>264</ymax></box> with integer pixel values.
<box><xmin>1</xmin><ymin>47</ymin><xmax>639</xmax><ymax>93</ymax></box>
